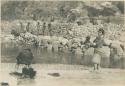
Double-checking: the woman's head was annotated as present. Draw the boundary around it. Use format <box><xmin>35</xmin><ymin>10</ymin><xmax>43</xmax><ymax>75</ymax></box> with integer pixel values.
<box><xmin>86</xmin><ymin>36</ymin><xmax>90</xmax><ymax>41</ymax></box>
<box><xmin>98</xmin><ymin>28</ymin><xmax>105</xmax><ymax>36</ymax></box>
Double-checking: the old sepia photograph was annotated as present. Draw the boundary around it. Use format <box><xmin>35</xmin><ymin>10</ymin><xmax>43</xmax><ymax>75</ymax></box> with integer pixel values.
<box><xmin>0</xmin><ymin>0</ymin><xmax>125</xmax><ymax>86</ymax></box>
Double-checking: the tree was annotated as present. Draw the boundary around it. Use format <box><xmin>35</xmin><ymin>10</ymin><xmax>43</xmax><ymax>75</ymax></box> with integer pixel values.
<box><xmin>117</xmin><ymin>2</ymin><xmax>124</xmax><ymax>14</ymax></box>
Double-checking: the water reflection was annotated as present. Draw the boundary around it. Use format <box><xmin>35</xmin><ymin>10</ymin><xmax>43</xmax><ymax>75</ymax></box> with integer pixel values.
<box><xmin>1</xmin><ymin>41</ymin><xmax>84</xmax><ymax>65</ymax></box>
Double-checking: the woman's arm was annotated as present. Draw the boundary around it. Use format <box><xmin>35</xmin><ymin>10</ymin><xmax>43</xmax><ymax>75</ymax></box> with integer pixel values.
<box><xmin>103</xmin><ymin>39</ymin><xmax>112</xmax><ymax>47</ymax></box>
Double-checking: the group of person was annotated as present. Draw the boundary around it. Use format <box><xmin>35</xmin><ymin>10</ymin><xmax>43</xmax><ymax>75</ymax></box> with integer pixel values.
<box><xmin>19</xmin><ymin>21</ymin><xmax>53</xmax><ymax>36</ymax></box>
<box><xmin>10</xmin><ymin>17</ymin><xmax>124</xmax><ymax>75</ymax></box>
<box><xmin>15</xmin><ymin>27</ymin><xmax>125</xmax><ymax>74</ymax></box>
<box><xmin>17</xmin><ymin>20</ymin><xmax>125</xmax><ymax>41</ymax></box>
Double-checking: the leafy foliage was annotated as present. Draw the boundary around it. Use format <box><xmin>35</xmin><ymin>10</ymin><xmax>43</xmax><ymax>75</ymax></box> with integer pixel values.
<box><xmin>1</xmin><ymin>1</ymin><xmax>124</xmax><ymax>21</ymax></box>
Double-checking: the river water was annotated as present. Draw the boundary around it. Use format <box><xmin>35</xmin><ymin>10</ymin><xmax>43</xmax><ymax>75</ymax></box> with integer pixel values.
<box><xmin>1</xmin><ymin>40</ymin><xmax>87</xmax><ymax>65</ymax></box>
<box><xmin>1</xmin><ymin>36</ymin><xmax>125</xmax><ymax>86</ymax></box>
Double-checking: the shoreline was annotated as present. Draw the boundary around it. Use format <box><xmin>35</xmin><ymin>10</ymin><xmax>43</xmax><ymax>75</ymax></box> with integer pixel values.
<box><xmin>1</xmin><ymin>63</ymin><xmax>125</xmax><ymax>71</ymax></box>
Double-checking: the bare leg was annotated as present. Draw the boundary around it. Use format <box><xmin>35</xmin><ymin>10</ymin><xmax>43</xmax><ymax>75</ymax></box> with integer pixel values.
<box><xmin>27</xmin><ymin>65</ymin><xmax>30</xmax><ymax>68</ymax></box>
<box><xmin>94</xmin><ymin>64</ymin><xmax>97</xmax><ymax>71</ymax></box>
<box><xmin>97</xmin><ymin>64</ymin><xmax>100</xmax><ymax>70</ymax></box>
<box><xmin>121</xmin><ymin>57</ymin><xmax>125</xmax><ymax>69</ymax></box>
<box><xmin>15</xmin><ymin>64</ymin><xmax>19</xmax><ymax>72</ymax></box>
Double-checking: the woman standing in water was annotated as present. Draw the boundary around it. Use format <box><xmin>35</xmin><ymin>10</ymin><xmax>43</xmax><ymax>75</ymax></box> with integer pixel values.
<box><xmin>92</xmin><ymin>28</ymin><xmax>109</xmax><ymax>71</ymax></box>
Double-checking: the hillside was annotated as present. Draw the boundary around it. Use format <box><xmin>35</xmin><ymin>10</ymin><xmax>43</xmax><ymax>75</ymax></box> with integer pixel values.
<box><xmin>1</xmin><ymin>1</ymin><xmax>124</xmax><ymax>21</ymax></box>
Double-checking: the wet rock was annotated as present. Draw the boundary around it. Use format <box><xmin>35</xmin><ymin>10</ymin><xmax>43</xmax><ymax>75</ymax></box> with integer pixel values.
<box><xmin>48</xmin><ymin>73</ymin><xmax>60</xmax><ymax>77</ymax></box>
<box><xmin>9</xmin><ymin>72</ymin><xmax>22</xmax><ymax>77</ymax></box>
<box><xmin>1</xmin><ymin>82</ymin><xmax>9</xmax><ymax>86</ymax></box>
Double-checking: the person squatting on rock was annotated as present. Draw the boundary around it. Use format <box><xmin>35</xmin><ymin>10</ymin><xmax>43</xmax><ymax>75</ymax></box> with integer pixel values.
<box><xmin>15</xmin><ymin>48</ymin><xmax>36</xmax><ymax>78</ymax></box>
<box><xmin>15</xmin><ymin>48</ymin><xmax>34</xmax><ymax>70</ymax></box>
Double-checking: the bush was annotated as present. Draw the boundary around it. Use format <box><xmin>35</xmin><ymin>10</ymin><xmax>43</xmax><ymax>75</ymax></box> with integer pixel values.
<box><xmin>11</xmin><ymin>29</ymin><xmax>20</xmax><ymax>37</ymax></box>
